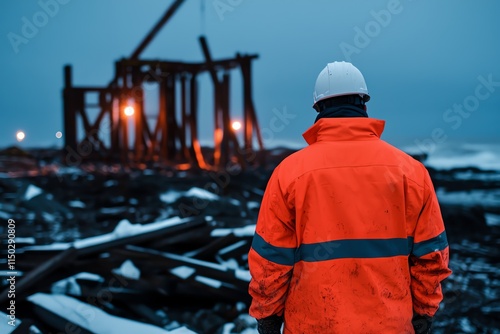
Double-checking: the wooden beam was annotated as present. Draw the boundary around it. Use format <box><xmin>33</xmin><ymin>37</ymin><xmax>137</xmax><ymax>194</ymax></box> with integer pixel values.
<box><xmin>130</xmin><ymin>0</ymin><xmax>186</xmax><ymax>60</ymax></box>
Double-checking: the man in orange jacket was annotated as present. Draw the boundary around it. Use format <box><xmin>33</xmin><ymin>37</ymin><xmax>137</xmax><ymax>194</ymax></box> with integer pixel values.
<box><xmin>248</xmin><ymin>61</ymin><xmax>452</xmax><ymax>333</ymax></box>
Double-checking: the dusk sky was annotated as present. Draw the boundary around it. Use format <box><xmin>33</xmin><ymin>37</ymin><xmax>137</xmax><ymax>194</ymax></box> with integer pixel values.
<box><xmin>1</xmin><ymin>0</ymin><xmax>499</xmax><ymax>153</ymax></box>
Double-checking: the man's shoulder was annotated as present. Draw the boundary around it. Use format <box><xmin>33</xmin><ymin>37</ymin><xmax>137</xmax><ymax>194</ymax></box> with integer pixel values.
<box><xmin>270</xmin><ymin>147</ymin><xmax>311</xmax><ymax>185</ymax></box>
<box><xmin>387</xmin><ymin>141</ymin><xmax>427</xmax><ymax>164</ymax></box>
<box><xmin>378</xmin><ymin>140</ymin><xmax>430</xmax><ymax>180</ymax></box>
<box><xmin>277</xmin><ymin>145</ymin><xmax>316</xmax><ymax>170</ymax></box>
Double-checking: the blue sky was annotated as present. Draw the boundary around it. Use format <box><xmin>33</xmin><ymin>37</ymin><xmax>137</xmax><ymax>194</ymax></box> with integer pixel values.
<box><xmin>1</xmin><ymin>0</ymin><xmax>499</xmax><ymax>153</ymax></box>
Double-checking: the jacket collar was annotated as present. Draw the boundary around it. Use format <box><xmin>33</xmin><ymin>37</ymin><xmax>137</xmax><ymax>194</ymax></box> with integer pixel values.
<box><xmin>302</xmin><ymin>118</ymin><xmax>386</xmax><ymax>145</ymax></box>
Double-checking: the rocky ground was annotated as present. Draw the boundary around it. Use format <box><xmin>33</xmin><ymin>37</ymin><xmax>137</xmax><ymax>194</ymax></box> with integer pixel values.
<box><xmin>428</xmin><ymin>167</ymin><xmax>500</xmax><ymax>333</ymax></box>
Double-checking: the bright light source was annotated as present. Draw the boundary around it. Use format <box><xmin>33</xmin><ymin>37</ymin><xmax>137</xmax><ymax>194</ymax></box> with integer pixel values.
<box><xmin>231</xmin><ymin>121</ymin><xmax>242</xmax><ymax>131</ymax></box>
<box><xmin>55</xmin><ymin>131</ymin><xmax>63</xmax><ymax>139</ymax></box>
<box><xmin>16</xmin><ymin>131</ymin><xmax>25</xmax><ymax>142</ymax></box>
<box><xmin>124</xmin><ymin>106</ymin><xmax>135</xmax><ymax>117</ymax></box>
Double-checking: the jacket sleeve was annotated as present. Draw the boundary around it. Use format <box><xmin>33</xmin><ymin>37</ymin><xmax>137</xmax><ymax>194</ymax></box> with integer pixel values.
<box><xmin>409</xmin><ymin>170</ymin><xmax>452</xmax><ymax>317</ymax></box>
<box><xmin>248</xmin><ymin>166</ymin><xmax>296</xmax><ymax>320</ymax></box>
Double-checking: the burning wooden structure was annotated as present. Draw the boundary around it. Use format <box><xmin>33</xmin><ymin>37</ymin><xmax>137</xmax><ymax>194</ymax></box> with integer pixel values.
<box><xmin>63</xmin><ymin>0</ymin><xmax>263</xmax><ymax>170</ymax></box>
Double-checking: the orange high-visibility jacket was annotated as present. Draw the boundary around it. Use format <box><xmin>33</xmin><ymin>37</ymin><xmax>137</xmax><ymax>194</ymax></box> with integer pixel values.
<box><xmin>248</xmin><ymin>118</ymin><xmax>452</xmax><ymax>333</ymax></box>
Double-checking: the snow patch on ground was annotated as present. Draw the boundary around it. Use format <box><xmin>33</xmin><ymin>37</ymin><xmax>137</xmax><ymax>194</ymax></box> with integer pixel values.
<box><xmin>247</xmin><ymin>201</ymin><xmax>260</xmax><ymax>210</ymax></box>
<box><xmin>170</xmin><ymin>266</ymin><xmax>195</xmax><ymax>279</ymax></box>
<box><xmin>160</xmin><ymin>190</ymin><xmax>182</xmax><ymax>203</ymax></box>
<box><xmin>0</xmin><ymin>211</ymin><xmax>11</xmax><ymax>219</ymax></box>
<box><xmin>235</xmin><ymin>269</ymin><xmax>251</xmax><ymax>282</ymax></box>
<box><xmin>218</xmin><ymin>241</ymin><xmax>248</xmax><ymax>255</ymax></box>
<box><xmin>160</xmin><ymin>187</ymin><xmax>220</xmax><ymax>204</ymax></box>
<box><xmin>25</xmin><ymin>184</ymin><xmax>42</xmax><ymax>200</ymax></box>
<box><xmin>458</xmin><ymin>317</ymin><xmax>476</xmax><ymax>333</ymax></box>
<box><xmin>112</xmin><ymin>260</ymin><xmax>141</xmax><ymax>280</ymax></box>
<box><xmin>15</xmin><ymin>237</ymin><xmax>36</xmax><ymax>244</ymax></box>
<box><xmin>27</xmin><ymin>293</ymin><xmax>196</xmax><ymax>333</ymax></box>
<box><xmin>195</xmin><ymin>275</ymin><xmax>222</xmax><ymax>289</ymax></box>
<box><xmin>104</xmin><ymin>180</ymin><xmax>119</xmax><ymax>187</ymax></box>
<box><xmin>0</xmin><ymin>270</ymin><xmax>23</xmax><ymax>277</ymax></box>
<box><xmin>51</xmin><ymin>273</ymin><xmax>104</xmax><ymax>296</ymax></box>
<box><xmin>218</xmin><ymin>258</ymin><xmax>239</xmax><ymax>270</ymax></box>
<box><xmin>68</xmin><ymin>200</ymin><xmax>86</xmax><ymax>208</ymax></box>
<box><xmin>211</xmin><ymin>225</ymin><xmax>256</xmax><ymax>237</ymax></box>
<box><xmin>169</xmin><ymin>328</ymin><xmax>199</xmax><ymax>333</ymax></box>
<box><xmin>23</xmin><ymin>217</ymin><xmax>188</xmax><ymax>251</ymax></box>
<box><xmin>185</xmin><ymin>188</ymin><xmax>219</xmax><ymax>200</ymax></box>
<box><xmin>485</xmin><ymin>213</ymin><xmax>500</xmax><ymax>227</ymax></box>
<box><xmin>100</xmin><ymin>207</ymin><xmax>127</xmax><ymax>214</ymax></box>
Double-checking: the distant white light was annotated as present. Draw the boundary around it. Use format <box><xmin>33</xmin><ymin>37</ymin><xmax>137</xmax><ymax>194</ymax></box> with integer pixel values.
<box><xmin>16</xmin><ymin>131</ymin><xmax>25</xmax><ymax>142</ymax></box>
<box><xmin>124</xmin><ymin>106</ymin><xmax>135</xmax><ymax>117</ymax></box>
<box><xmin>55</xmin><ymin>131</ymin><xmax>63</xmax><ymax>139</ymax></box>
<box><xmin>231</xmin><ymin>121</ymin><xmax>242</xmax><ymax>131</ymax></box>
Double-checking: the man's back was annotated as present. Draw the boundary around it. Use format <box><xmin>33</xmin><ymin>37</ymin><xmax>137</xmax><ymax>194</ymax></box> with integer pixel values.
<box><xmin>248</xmin><ymin>118</ymin><xmax>451</xmax><ymax>333</ymax></box>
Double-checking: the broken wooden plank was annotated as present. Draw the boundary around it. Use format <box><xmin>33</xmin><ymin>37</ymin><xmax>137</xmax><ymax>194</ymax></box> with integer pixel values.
<box><xmin>183</xmin><ymin>232</ymin><xmax>239</xmax><ymax>260</ymax></box>
<box><xmin>125</xmin><ymin>245</ymin><xmax>250</xmax><ymax>291</ymax></box>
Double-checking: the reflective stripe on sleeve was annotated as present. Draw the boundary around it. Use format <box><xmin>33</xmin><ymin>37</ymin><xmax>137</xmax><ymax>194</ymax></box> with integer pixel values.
<box><xmin>251</xmin><ymin>233</ymin><xmax>296</xmax><ymax>266</ymax></box>
<box><xmin>411</xmin><ymin>231</ymin><xmax>449</xmax><ymax>257</ymax></box>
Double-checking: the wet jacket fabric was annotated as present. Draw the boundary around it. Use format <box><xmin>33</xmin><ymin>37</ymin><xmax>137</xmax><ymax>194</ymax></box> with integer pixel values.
<box><xmin>248</xmin><ymin>118</ymin><xmax>452</xmax><ymax>333</ymax></box>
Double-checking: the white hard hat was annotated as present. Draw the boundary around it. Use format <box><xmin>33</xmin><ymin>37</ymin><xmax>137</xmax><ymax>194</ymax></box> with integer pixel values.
<box><xmin>312</xmin><ymin>61</ymin><xmax>370</xmax><ymax>107</ymax></box>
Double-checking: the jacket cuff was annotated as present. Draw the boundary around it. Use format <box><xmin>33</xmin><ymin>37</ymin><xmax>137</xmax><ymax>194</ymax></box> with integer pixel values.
<box><xmin>412</xmin><ymin>313</ymin><xmax>433</xmax><ymax>334</ymax></box>
<box><xmin>257</xmin><ymin>315</ymin><xmax>283</xmax><ymax>334</ymax></box>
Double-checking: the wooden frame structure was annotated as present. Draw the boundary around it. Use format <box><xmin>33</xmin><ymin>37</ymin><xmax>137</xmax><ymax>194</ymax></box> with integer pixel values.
<box><xmin>63</xmin><ymin>1</ymin><xmax>263</xmax><ymax>170</ymax></box>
